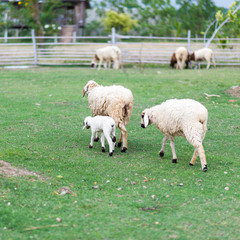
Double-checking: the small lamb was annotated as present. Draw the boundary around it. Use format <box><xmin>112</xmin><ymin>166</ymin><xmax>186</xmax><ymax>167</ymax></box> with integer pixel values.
<box><xmin>83</xmin><ymin>116</ymin><xmax>116</xmax><ymax>156</ymax></box>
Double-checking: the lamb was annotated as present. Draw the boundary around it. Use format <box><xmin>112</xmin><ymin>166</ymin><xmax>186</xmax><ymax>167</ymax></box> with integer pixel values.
<box><xmin>83</xmin><ymin>116</ymin><xmax>116</xmax><ymax>156</ymax></box>
<box><xmin>170</xmin><ymin>47</ymin><xmax>190</xmax><ymax>70</ymax></box>
<box><xmin>190</xmin><ymin>48</ymin><xmax>216</xmax><ymax>69</ymax></box>
<box><xmin>91</xmin><ymin>46</ymin><xmax>121</xmax><ymax>70</ymax></box>
<box><xmin>141</xmin><ymin>99</ymin><xmax>208</xmax><ymax>172</ymax></box>
<box><xmin>83</xmin><ymin>80</ymin><xmax>133</xmax><ymax>152</ymax></box>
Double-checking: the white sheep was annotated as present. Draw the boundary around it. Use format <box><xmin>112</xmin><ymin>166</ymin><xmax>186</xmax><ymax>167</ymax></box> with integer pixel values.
<box><xmin>91</xmin><ymin>46</ymin><xmax>121</xmax><ymax>70</ymax></box>
<box><xmin>83</xmin><ymin>116</ymin><xmax>116</xmax><ymax>156</ymax></box>
<box><xmin>83</xmin><ymin>80</ymin><xmax>133</xmax><ymax>152</ymax></box>
<box><xmin>141</xmin><ymin>99</ymin><xmax>208</xmax><ymax>172</ymax></box>
<box><xmin>190</xmin><ymin>48</ymin><xmax>216</xmax><ymax>69</ymax></box>
<box><xmin>170</xmin><ymin>47</ymin><xmax>190</xmax><ymax>70</ymax></box>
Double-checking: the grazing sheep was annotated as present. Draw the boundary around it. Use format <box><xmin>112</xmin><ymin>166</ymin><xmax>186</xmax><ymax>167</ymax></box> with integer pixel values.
<box><xmin>83</xmin><ymin>116</ymin><xmax>116</xmax><ymax>156</ymax></box>
<box><xmin>83</xmin><ymin>80</ymin><xmax>133</xmax><ymax>152</ymax></box>
<box><xmin>170</xmin><ymin>47</ymin><xmax>190</xmax><ymax>70</ymax></box>
<box><xmin>91</xmin><ymin>46</ymin><xmax>121</xmax><ymax>70</ymax></box>
<box><xmin>141</xmin><ymin>99</ymin><xmax>208</xmax><ymax>172</ymax></box>
<box><xmin>190</xmin><ymin>48</ymin><xmax>216</xmax><ymax>69</ymax></box>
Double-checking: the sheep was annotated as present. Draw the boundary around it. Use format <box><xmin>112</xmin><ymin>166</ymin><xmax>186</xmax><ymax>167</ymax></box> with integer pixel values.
<box><xmin>83</xmin><ymin>116</ymin><xmax>116</xmax><ymax>156</ymax></box>
<box><xmin>91</xmin><ymin>46</ymin><xmax>121</xmax><ymax>70</ymax></box>
<box><xmin>190</xmin><ymin>48</ymin><xmax>216</xmax><ymax>69</ymax></box>
<box><xmin>83</xmin><ymin>80</ymin><xmax>133</xmax><ymax>152</ymax></box>
<box><xmin>141</xmin><ymin>99</ymin><xmax>208</xmax><ymax>172</ymax></box>
<box><xmin>170</xmin><ymin>47</ymin><xmax>190</xmax><ymax>70</ymax></box>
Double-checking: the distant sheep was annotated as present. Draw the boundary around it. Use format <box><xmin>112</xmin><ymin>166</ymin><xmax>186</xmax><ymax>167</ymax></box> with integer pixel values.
<box><xmin>190</xmin><ymin>48</ymin><xmax>216</xmax><ymax>69</ymax></box>
<box><xmin>83</xmin><ymin>116</ymin><xmax>116</xmax><ymax>156</ymax></box>
<box><xmin>141</xmin><ymin>99</ymin><xmax>208</xmax><ymax>172</ymax></box>
<box><xmin>83</xmin><ymin>80</ymin><xmax>133</xmax><ymax>152</ymax></box>
<box><xmin>170</xmin><ymin>47</ymin><xmax>190</xmax><ymax>70</ymax></box>
<box><xmin>91</xmin><ymin>46</ymin><xmax>121</xmax><ymax>70</ymax></box>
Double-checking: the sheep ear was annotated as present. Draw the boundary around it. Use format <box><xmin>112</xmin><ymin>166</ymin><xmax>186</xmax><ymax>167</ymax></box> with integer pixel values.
<box><xmin>144</xmin><ymin>113</ymin><xmax>149</xmax><ymax>128</ymax></box>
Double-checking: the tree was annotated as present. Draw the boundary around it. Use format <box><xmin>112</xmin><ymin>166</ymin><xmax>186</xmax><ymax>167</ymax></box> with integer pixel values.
<box><xmin>176</xmin><ymin>0</ymin><xmax>217</xmax><ymax>37</ymax></box>
<box><xmin>205</xmin><ymin>1</ymin><xmax>240</xmax><ymax>47</ymax></box>
<box><xmin>8</xmin><ymin>0</ymin><xmax>64</xmax><ymax>37</ymax></box>
<box><xmin>102</xmin><ymin>10</ymin><xmax>137</xmax><ymax>34</ymax></box>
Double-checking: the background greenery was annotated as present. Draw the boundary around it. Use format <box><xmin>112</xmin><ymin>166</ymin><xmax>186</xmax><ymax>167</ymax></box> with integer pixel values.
<box><xmin>1</xmin><ymin>0</ymin><xmax>240</xmax><ymax>38</ymax></box>
<box><xmin>0</xmin><ymin>66</ymin><xmax>239</xmax><ymax>239</ymax></box>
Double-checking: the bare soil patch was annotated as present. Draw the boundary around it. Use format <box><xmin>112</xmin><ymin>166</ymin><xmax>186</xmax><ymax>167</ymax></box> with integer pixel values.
<box><xmin>227</xmin><ymin>86</ymin><xmax>240</xmax><ymax>98</ymax></box>
<box><xmin>0</xmin><ymin>160</ymin><xmax>45</xmax><ymax>180</ymax></box>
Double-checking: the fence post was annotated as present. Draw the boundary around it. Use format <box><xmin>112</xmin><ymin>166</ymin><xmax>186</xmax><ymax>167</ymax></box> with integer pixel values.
<box><xmin>4</xmin><ymin>12</ymin><xmax>8</xmax><ymax>43</ymax></box>
<box><xmin>31</xmin><ymin>29</ymin><xmax>38</xmax><ymax>66</ymax></box>
<box><xmin>73</xmin><ymin>31</ymin><xmax>76</xmax><ymax>43</ymax></box>
<box><xmin>187</xmin><ymin>30</ymin><xmax>191</xmax><ymax>53</ymax></box>
<box><xmin>111</xmin><ymin>27</ymin><xmax>116</xmax><ymax>45</ymax></box>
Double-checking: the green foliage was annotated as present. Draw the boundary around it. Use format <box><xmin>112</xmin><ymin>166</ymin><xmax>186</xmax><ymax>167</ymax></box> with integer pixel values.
<box><xmin>0</xmin><ymin>67</ymin><xmax>239</xmax><ymax>239</ymax></box>
<box><xmin>102</xmin><ymin>10</ymin><xmax>137</xmax><ymax>33</ymax></box>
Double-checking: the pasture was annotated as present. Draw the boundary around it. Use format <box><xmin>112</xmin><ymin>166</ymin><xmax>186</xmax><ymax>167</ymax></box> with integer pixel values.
<box><xmin>0</xmin><ymin>66</ymin><xmax>239</xmax><ymax>239</ymax></box>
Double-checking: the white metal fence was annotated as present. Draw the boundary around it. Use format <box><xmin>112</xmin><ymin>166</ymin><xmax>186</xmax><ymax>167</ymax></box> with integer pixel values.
<box><xmin>1</xmin><ymin>29</ymin><xmax>240</xmax><ymax>67</ymax></box>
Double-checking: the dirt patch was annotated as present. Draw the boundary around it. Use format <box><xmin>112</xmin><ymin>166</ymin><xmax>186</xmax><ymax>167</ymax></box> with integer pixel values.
<box><xmin>0</xmin><ymin>160</ymin><xmax>45</xmax><ymax>180</ymax></box>
<box><xmin>227</xmin><ymin>86</ymin><xmax>240</xmax><ymax>98</ymax></box>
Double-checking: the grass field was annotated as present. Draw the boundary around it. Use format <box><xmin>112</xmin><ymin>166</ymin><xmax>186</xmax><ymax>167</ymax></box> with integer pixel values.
<box><xmin>0</xmin><ymin>66</ymin><xmax>239</xmax><ymax>239</ymax></box>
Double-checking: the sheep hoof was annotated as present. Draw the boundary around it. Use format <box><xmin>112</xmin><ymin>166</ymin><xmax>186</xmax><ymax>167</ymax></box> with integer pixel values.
<box><xmin>118</xmin><ymin>142</ymin><xmax>122</xmax><ymax>148</ymax></box>
<box><xmin>202</xmin><ymin>165</ymin><xmax>207</xmax><ymax>172</ymax></box>
<box><xmin>172</xmin><ymin>159</ymin><xmax>177</xmax><ymax>163</ymax></box>
<box><xmin>159</xmin><ymin>151</ymin><xmax>164</xmax><ymax>157</ymax></box>
<box><xmin>109</xmin><ymin>152</ymin><xmax>113</xmax><ymax>157</ymax></box>
<box><xmin>89</xmin><ymin>145</ymin><xmax>93</xmax><ymax>149</ymax></box>
<box><xmin>94</xmin><ymin>137</ymin><xmax>99</xmax><ymax>142</ymax></box>
<box><xmin>189</xmin><ymin>163</ymin><xmax>194</xmax><ymax>166</ymax></box>
<box><xmin>121</xmin><ymin>147</ymin><xmax>127</xmax><ymax>153</ymax></box>
<box><xmin>102</xmin><ymin>147</ymin><xmax>105</xmax><ymax>152</ymax></box>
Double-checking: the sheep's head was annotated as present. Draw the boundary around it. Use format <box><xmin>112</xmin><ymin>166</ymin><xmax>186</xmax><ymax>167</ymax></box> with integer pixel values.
<box><xmin>190</xmin><ymin>52</ymin><xmax>195</xmax><ymax>61</ymax></box>
<box><xmin>82</xmin><ymin>117</ymin><xmax>91</xmax><ymax>130</ymax></box>
<box><xmin>141</xmin><ymin>110</ymin><xmax>150</xmax><ymax>128</ymax></box>
<box><xmin>82</xmin><ymin>80</ymin><xmax>99</xmax><ymax>97</ymax></box>
<box><xmin>170</xmin><ymin>53</ymin><xmax>177</xmax><ymax>68</ymax></box>
<box><xmin>185</xmin><ymin>52</ymin><xmax>191</xmax><ymax>69</ymax></box>
<box><xmin>91</xmin><ymin>54</ymin><xmax>99</xmax><ymax>68</ymax></box>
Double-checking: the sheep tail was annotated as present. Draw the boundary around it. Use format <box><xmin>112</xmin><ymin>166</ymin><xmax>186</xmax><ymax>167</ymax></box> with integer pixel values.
<box><xmin>123</xmin><ymin>103</ymin><xmax>133</xmax><ymax>125</ymax></box>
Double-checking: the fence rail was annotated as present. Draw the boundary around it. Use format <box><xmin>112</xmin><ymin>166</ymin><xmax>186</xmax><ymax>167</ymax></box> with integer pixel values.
<box><xmin>1</xmin><ymin>29</ymin><xmax>240</xmax><ymax>67</ymax></box>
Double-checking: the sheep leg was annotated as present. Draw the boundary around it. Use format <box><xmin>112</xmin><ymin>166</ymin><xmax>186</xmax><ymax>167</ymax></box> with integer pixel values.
<box><xmin>117</xmin><ymin>133</ymin><xmax>122</xmax><ymax>148</ymax></box>
<box><xmin>94</xmin><ymin>132</ymin><xmax>99</xmax><ymax>142</ymax></box>
<box><xmin>105</xmin><ymin>135</ymin><xmax>114</xmax><ymax>156</ymax></box>
<box><xmin>181</xmin><ymin>59</ymin><xmax>184</xmax><ymax>70</ymax></box>
<box><xmin>89</xmin><ymin>131</ymin><xmax>95</xmax><ymax>148</ymax></box>
<box><xmin>119</xmin><ymin>123</ymin><xmax>127</xmax><ymax>152</ymax></box>
<box><xmin>159</xmin><ymin>136</ymin><xmax>168</xmax><ymax>157</ymax></box>
<box><xmin>197</xmin><ymin>144</ymin><xmax>207</xmax><ymax>172</ymax></box>
<box><xmin>212</xmin><ymin>57</ymin><xmax>216</xmax><ymax>68</ymax></box>
<box><xmin>206</xmin><ymin>61</ymin><xmax>210</xmax><ymax>70</ymax></box>
<box><xmin>170</xmin><ymin>140</ymin><xmax>177</xmax><ymax>163</ymax></box>
<box><xmin>98</xmin><ymin>58</ymin><xmax>103</xmax><ymax>70</ymax></box>
<box><xmin>100</xmin><ymin>133</ymin><xmax>105</xmax><ymax>152</ymax></box>
<box><xmin>189</xmin><ymin>148</ymin><xmax>198</xmax><ymax>166</ymax></box>
<box><xmin>176</xmin><ymin>60</ymin><xmax>180</xmax><ymax>70</ymax></box>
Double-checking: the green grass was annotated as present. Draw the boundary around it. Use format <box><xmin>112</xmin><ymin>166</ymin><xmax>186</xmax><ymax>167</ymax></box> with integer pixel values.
<box><xmin>0</xmin><ymin>67</ymin><xmax>239</xmax><ymax>239</ymax></box>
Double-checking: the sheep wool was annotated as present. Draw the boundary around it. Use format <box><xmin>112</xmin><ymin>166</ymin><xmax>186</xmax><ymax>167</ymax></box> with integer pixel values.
<box><xmin>91</xmin><ymin>46</ymin><xmax>121</xmax><ymax>70</ymax></box>
<box><xmin>141</xmin><ymin>99</ymin><xmax>208</xmax><ymax>172</ymax></box>
<box><xmin>170</xmin><ymin>47</ymin><xmax>189</xmax><ymax>70</ymax></box>
<box><xmin>83</xmin><ymin>80</ymin><xmax>133</xmax><ymax>152</ymax></box>
<box><xmin>190</xmin><ymin>48</ymin><xmax>216</xmax><ymax>69</ymax></box>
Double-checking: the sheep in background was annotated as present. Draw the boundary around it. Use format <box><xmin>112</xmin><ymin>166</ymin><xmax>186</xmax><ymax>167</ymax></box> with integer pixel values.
<box><xmin>170</xmin><ymin>47</ymin><xmax>190</xmax><ymax>70</ymax></box>
<box><xmin>83</xmin><ymin>80</ymin><xmax>133</xmax><ymax>152</ymax></box>
<box><xmin>141</xmin><ymin>99</ymin><xmax>208</xmax><ymax>172</ymax></box>
<box><xmin>190</xmin><ymin>48</ymin><xmax>216</xmax><ymax>69</ymax></box>
<box><xmin>83</xmin><ymin>116</ymin><xmax>116</xmax><ymax>156</ymax></box>
<box><xmin>91</xmin><ymin>46</ymin><xmax>121</xmax><ymax>70</ymax></box>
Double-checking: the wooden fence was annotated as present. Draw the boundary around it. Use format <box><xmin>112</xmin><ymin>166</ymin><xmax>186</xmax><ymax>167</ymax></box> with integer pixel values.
<box><xmin>0</xmin><ymin>29</ymin><xmax>240</xmax><ymax>67</ymax></box>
